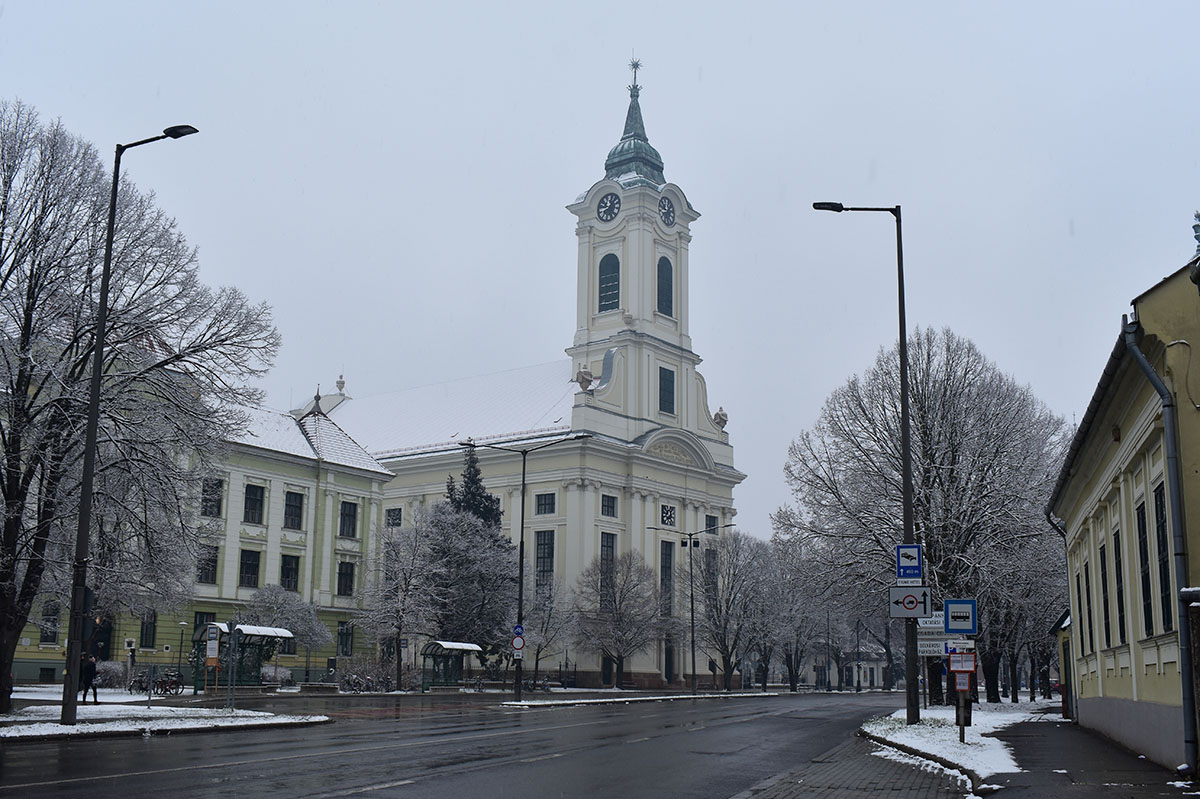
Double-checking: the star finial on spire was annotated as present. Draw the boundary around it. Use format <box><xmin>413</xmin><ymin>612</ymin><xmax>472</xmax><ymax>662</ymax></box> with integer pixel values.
<box><xmin>628</xmin><ymin>56</ymin><xmax>642</xmax><ymax>95</ymax></box>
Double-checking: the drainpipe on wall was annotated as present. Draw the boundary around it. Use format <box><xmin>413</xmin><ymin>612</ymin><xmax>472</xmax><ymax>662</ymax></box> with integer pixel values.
<box><xmin>1124</xmin><ymin>314</ymin><xmax>1197</xmax><ymax>775</ymax></box>
<box><xmin>1044</xmin><ymin>511</ymin><xmax>1076</xmax><ymax>720</ymax></box>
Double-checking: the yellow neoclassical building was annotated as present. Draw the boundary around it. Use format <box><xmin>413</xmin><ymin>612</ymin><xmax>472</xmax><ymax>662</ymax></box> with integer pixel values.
<box><xmin>1049</xmin><ymin>258</ymin><xmax>1200</xmax><ymax>769</ymax></box>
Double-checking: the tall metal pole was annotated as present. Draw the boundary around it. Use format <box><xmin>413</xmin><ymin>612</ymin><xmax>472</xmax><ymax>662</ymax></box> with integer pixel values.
<box><xmin>514</xmin><ymin>450</ymin><xmax>527</xmax><ymax>702</ymax></box>
<box><xmin>60</xmin><ymin>126</ymin><xmax>196</xmax><ymax>725</ymax></box>
<box><xmin>688</xmin><ymin>533</ymin><xmax>697</xmax><ymax>695</ymax></box>
<box><xmin>826</xmin><ymin>607</ymin><xmax>831</xmax><ymax>691</ymax></box>
<box><xmin>813</xmin><ymin>201</ymin><xmax>918</xmax><ymax>723</ymax></box>
<box><xmin>462</xmin><ymin>434</ymin><xmax>590</xmax><ymax>701</ymax></box>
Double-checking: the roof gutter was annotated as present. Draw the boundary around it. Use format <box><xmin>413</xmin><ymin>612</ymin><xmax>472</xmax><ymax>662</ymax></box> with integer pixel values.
<box><xmin>1124</xmin><ymin>314</ymin><xmax>1197</xmax><ymax>776</ymax></box>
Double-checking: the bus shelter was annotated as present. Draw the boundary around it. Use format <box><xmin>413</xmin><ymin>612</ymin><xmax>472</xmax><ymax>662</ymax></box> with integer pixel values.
<box><xmin>191</xmin><ymin>623</ymin><xmax>293</xmax><ymax>690</ymax></box>
<box><xmin>420</xmin><ymin>641</ymin><xmax>482</xmax><ymax>691</ymax></box>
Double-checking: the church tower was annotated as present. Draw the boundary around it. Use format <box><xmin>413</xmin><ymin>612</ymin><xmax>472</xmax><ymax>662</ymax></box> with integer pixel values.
<box><xmin>567</xmin><ymin>62</ymin><xmax>734</xmax><ymax>472</ymax></box>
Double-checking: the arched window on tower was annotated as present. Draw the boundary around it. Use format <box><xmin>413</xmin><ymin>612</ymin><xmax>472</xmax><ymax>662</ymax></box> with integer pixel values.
<box><xmin>598</xmin><ymin>254</ymin><xmax>620</xmax><ymax>312</ymax></box>
<box><xmin>657</xmin><ymin>256</ymin><xmax>673</xmax><ymax>317</ymax></box>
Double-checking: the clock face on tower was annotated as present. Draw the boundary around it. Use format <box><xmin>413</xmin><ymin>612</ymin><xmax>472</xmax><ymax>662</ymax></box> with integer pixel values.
<box><xmin>659</xmin><ymin>196</ymin><xmax>675</xmax><ymax>227</ymax></box>
<box><xmin>597</xmin><ymin>193</ymin><xmax>621</xmax><ymax>222</ymax></box>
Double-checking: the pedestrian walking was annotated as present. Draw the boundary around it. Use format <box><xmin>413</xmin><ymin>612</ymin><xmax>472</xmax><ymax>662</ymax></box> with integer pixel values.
<box><xmin>81</xmin><ymin>654</ymin><xmax>98</xmax><ymax>704</ymax></box>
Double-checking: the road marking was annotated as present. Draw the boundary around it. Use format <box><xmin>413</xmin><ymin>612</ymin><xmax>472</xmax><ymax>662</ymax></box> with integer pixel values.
<box><xmin>626</xmin><ymin>736</ymin><xmax>650</xmax><ymax>743</ymax></box>
<box><xmin>519</xmin><ymin>752</ymin><xmax>563</xmax><ymax>763</ymax></box>
<box><xmin>312</xmin><ymin>779</ymin><xmax>416</xmax><ymax>797</ymax></box>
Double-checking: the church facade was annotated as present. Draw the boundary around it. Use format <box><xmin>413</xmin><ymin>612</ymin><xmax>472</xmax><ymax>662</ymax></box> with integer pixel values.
<box><xmin>313</xmin><ymin>70</ymin><xmax>744</xmax><ymax>687</ymax></box>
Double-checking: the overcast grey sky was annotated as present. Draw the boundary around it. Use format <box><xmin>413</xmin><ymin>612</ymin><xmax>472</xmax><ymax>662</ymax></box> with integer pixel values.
<box><xmin>3</xmin><ymin>1</ymin><xmax>1198</xmax><ymax>537</ymax></box>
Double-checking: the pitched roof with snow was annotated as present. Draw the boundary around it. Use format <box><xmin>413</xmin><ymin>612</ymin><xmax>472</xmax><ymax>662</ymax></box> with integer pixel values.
<box><xmin>326</xmin><ymin>360</ymin><xmax>576</xmax><ymax>459</ymax></box>
<box><xmin>229</xmin><ymin>405</ymin><xmax>391</xmax><ymax>476</ymax></box>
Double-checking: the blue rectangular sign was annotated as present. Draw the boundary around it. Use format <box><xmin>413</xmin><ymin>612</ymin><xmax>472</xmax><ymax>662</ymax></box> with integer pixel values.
<box><xmin>896</xmin><ymin>545</ymin><xmax>923</xmax><ymax>581</ymax></box>
<box><xmin>944</xmin><ymin>599</ymin><xmax>978</xmax><ymax>635</ymax></box>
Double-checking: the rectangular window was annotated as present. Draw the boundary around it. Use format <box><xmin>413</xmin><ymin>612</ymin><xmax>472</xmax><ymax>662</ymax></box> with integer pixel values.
<box><xmin>1113</xmin><ymin>528</ymin><xmax>1127</xmax><ymax>644</ymax></box>
<box><xmin>194</xmin><ymin>611</ymin><xmax>216</xmax><ymax>635</ymax></box>
<box><xmin>1154</xmin><ymin>484</ymin><xmax>1173</xmax><ymax>633</ymax></box>
<box><xmin>337</xmin><ymin>621</ymin><xmax>354</xmax><ymax>656</ymax></box>
<box><xmin>601</xmin><ymin>494</ymin><xmax>618</xmax><ymax>518</ymax></box>
<box><xmin>1099</xmin><ymin>544</ymin><xmax>1111</xmax><ymax>649</ymax></box>
<box><xmin>279</xmin><ymin>637</ymin><xmax>296</xmax><ymax>655</ymax></box>
<box><xmin>197</xmin><ymin>544</ymin><xmax>218</xmax><ymax>584</ymax></box>
<box><xmin>243</xmin><ymin>484</ymin><xmax>265</xmax><ymax>525</ymax></box>
<box><xmin>239</xmin><ymin>549</ymin><xmax>261</xmax><ymax>588</ymax></box>
<box><xmin>1137</xmin><ymin>502</ymin><xmax>1153</xmax><ymax>636</ymax></box>
<box><xmin>705</xmin><ymin>514</ymin><xmax>719</xmax><ymax>534</ymax></box>
<box><xmin>283</xmin><ymin>491</ymin><xmax>304</xmax><ymax>530</ymax></box>
<box><xmin>201</xmin><ymin>478</ymin><xmax>223</xmax><ymax>518</ymax></box>
<box><xmin>535</xmin><ymin>493</ymin><xmax>556</xmax><ymax>515</ymax></box>
<box><xmin>280</xmin><ymin>554</ymin><xmax>300</xmax><ymax>592</ymax></box>
<box><xmin>339</xmin><ymin>501</ymin><xmax>358</xmax><ymax>538</ymax></box>
<box><xmin>1075</xmin><ymin>572</ymin><xmax>1086</xmax><ymax>654</ymax></box>
<box><xmin>40</xmin><ymin>602</ymin><xmax>59</xmax><ymax>644</ymax></box>
<box><xmin>536</xmin><ymin>530</ymin><xmax>554</xmax><ymax>599</ymax></box>
<box><xmin>600</xmin><ymin>532</ymin><xmax>616</xmax><ymax>612</ymax></box>
<box><xmin>1083</xmin><ymin>561</ymin><xmax>1095</xmax><ymax>654</ymax></box>
<box><xmin>140</xmin><ymin>610</ymin><xmax>157</xmax><ymax>649</ymax></box>
<box><xmin>385</xmin><ymin>507</ymin><xmax>403</xmax><ymax>528</ymax></box>
<box><xmin>659</xmin><ymin>367</ymin><xmax>675</xmax><ymax>415</ymax></box>
<box><xmin>337</xmin><ymin>561</ymin><xmax>355</xmax><ymax>596</ymax></box>
<box><xmin>660</xmin><ymin>540</ymin><xmax>674</xmax><ymax>616</ymax></box>
<box><xmin>704</xmin><ymin>547</ymin><xmax>718</xmax><ymax>604</ymax></box>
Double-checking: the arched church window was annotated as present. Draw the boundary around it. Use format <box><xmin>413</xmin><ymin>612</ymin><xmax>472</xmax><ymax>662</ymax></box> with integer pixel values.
<box><xmin>598</xmin><ymin>254</ymin><xmax>620</xmax><ymax>313</ymax></box>
<box><xmin>657</xmin><ymin>256</ymin><xmax>673</xmax><ymax>317</ymax></box>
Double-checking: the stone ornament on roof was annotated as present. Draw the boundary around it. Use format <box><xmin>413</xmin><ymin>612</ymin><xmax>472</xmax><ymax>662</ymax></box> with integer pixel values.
<box><xmin>713</xmin><ymin>407</ymin><xmax>728</xmax><ymax>430</ymax></box>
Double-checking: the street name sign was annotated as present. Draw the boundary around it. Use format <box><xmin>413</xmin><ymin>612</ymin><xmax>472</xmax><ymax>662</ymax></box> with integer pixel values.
<box><xmin>888</xmin><ymin>586</ymin><xmax>932</xmax><ymax>618</ymax></box>
<box><xmin>895</xmin><ymin>544</ymin><xmax>923</xmax><ymax>586</ymax></box>
<box><xmin>917</xmin><ymin>640</ymin><xmax>946</xmax><ymax>657</ymax></box>
<box><xmin>944</xmin><ymin>599</ymin><xmax>978</xmax><ymax>635</ymax></box>
<box><xmin>918</xmin><ymin>611</ymin><xmax>944</xmax><ymax>630</ymax></box>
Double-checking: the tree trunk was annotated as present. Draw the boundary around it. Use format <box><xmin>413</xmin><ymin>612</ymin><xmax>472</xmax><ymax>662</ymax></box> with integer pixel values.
<box><xmin>882</xmin><ymin>623</ymin><xmax>895</xmax><ymax>690</ymax></box>
<box><xmin>721</xmin><ymin>654</ymin><xmax>735</xmax><ymax>691</ymax></box>
<box><xmin>615</xmin><ymin>655</ymin><xmax>624</xmax><ymax>688</ymax></box>
<box><xmin>1028</xmin><ymin>652</ymin><xmax>1037</xmax><ymax>702</ymax></box>
<box><xmin>783</xmin><ymin>648</ymin><xmax>800</xmax><ymax>692</ymax></box>
<box><xmin>394</xmin><ymin>631</ymin><xmax>405</xmax><ymax>691</ymax></box>
<box><xmin>981</xmin><ymin>648</ymin><xmax>1002</xmax><ymax>703</ymax></box>
<box><xmin>1008</xmin><ymin>652</ymin><xmax>1020</xmax><ymax>704</ymax></box>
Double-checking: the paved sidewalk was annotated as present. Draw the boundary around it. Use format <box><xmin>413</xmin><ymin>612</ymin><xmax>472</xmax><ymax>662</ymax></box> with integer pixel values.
<box><xmin>732</xmin><ymin>708</ymin><xmax>1192</xmax><ymax>799</ymax></box>
<box><xmin>729</xmin><ymin>735</ymin><xmax>965</xmax><ymax>798</ymax></box>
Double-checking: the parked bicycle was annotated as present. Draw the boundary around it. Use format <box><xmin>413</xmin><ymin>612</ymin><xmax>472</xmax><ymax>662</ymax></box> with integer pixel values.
<box><xmin>521</xmin><ymin>675</ymin><xmax>551</xmax><ymax>693</ymax></box>
<box><xmin>127</xmin><ymin>670</ymin><xmax>149</xmax><ymax>694</ymax></box>
<box><xmin>153</xmin><ymin>670</ymin><xmax>185</xmax><ymax>696</ymax></box>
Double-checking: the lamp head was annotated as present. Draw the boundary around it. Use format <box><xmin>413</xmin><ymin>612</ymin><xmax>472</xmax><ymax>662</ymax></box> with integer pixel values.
<box><xmin>163</xmin><ymin>125</ymin><xmax>199</xmax><ymax>139</ymax></box>
<box><xmin>812</xmin><ymin>202</ymin><xmax>845</xmax><ymax>213</ymax></box>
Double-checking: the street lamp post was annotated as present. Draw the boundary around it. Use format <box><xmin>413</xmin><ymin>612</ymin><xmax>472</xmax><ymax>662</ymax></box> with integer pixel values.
<box><xmin>177</xmin><ymin>621</ymin><xmax>188</xmax><ymax>676</ymax></box>
<box><xmin>813</xmin><ymin>201</ymin><xmax>918</xmax><ymax>724</ymax></box>
<box><xmin>648</xmin><ymin>522</ymin><xmax>733</xmax><ymax>695</ymax></box>
<box><xmin>856</xmin><ymin>619</ymin><xmax>862</xmax><ymax>693</ymax></box>
<box><xmin>61</xmin><ymin>124</ymin><xmax>198</xmax><ymax>726</ymax></box>
<box><xmin>462</xmin><ymin>434</ymin><xmax>590</xmax><ymax>700</ymax></box>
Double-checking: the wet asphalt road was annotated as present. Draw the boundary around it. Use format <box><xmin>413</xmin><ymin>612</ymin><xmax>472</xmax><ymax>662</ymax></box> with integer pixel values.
<box><xmin>0</xmin><ymin>691</ymin><xmax>904</xmax><ymax>798</ymax></box>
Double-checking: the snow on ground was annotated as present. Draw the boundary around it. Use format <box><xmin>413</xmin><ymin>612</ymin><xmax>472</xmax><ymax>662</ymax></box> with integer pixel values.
<box><xmin>2</xmin><ymin>686</ymin><xmax>327</xmax><ymax>738</ymax></box>
<box><xmin>861</xmin><ymin>700</ymin><xmax>1056</xmax><ymax>779</ymax></box>
<box><xmin>503</xmin><ymin>691</ymin><xmax>777</xmax><ymax>708</ymax></box>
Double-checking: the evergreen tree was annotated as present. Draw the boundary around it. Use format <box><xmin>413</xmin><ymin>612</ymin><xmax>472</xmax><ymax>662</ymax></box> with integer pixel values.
<box><xmin>445</xmin><ymin>445</ymin><xmax>502</xmax><ymax>528</ymax></box>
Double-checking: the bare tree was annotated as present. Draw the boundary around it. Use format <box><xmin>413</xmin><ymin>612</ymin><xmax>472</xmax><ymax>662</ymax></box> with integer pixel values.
<box><xmin>693</xmin><ymin>531</ymin><xmax>769</xmax><ymax>691</ymax></box>
<box><xmin>237</xmin><ymin>584</ymin><xmax>332</xmax><ymax>658</ymax></box>
<box><xmin>766</xmin><ymin>538</ymin><xmax>829</xmax><ymax>691</ymax></box>
<box><xmin>573</xmin><ymin>550</ymin><xmax>662</xmax><ymax>688</ymax></box>
<box><xmin>356</xmin><ymin>512</ymin><xmax>444</xmax><ymax>689</ymax></box>
<box><xmin>772</xmin><ymin>328</ymin><xmax>1068</xmax><ymax>704</ymax></box>
<box><xmin>0</xmin><ymin>100</ymin><xmax>279</xmax><ymax>711</ymax></box>
<box><xmin>524</xmin><ymin>573</ymin><xmax>572</xmax><ymax>682</ymax></box>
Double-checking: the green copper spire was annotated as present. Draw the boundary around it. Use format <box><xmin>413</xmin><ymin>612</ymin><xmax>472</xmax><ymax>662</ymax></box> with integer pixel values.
<box><xmin>604</xmin><ymin>59</ymin><xmax>665</xmax><ymax>185</ymax></box>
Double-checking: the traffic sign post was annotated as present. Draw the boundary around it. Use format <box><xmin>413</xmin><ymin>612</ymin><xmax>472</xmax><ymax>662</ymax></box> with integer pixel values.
<box><xmin>888</xmin><ymin>586</ymin><xmax>932</xmax><ymax>618</ymax></box>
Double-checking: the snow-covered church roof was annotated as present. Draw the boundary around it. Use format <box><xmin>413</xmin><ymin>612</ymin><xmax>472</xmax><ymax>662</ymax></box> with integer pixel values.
<box><xmin>229</xmin><ymin>404</ymin><xmax>391</xmax><ymax>477</ymax></box>
<box><xmin>322</xmin><ymin>360</ymin><xmax>577</xmax><ymax>460</ymax></box>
